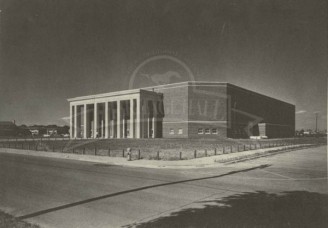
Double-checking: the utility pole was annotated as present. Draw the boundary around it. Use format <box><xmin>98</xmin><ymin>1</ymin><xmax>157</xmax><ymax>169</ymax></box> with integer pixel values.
<box><xmin>315</xmin><ymin>112</ymin><xmax>318</xmax><ymax>133</ymax></box>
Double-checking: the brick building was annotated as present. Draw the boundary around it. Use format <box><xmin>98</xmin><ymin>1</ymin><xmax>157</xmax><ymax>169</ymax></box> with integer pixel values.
<box><xmin>67</xmin><ymin>81</ymin><xmax>295</xmax><ymax>139</ymax></box>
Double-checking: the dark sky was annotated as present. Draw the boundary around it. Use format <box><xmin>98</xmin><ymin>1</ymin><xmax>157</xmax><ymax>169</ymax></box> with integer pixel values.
<box><xmin>0</xmin><ymin>0</ymin><xmax>326</xmax><ymax>130</ymax></box>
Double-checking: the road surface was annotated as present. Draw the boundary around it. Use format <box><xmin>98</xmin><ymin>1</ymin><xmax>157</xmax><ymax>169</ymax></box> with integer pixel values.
<box><xmin>0</xmin><ymin>146</ymin><xmax>327</xmax><ymax>227</ymax></box>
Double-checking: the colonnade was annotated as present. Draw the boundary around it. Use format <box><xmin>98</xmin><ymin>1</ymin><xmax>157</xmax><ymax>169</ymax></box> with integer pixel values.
<box><xmin>70</xmin><ymin>97</ymin><xmax>162</xmax><ymax>139</ymax></box>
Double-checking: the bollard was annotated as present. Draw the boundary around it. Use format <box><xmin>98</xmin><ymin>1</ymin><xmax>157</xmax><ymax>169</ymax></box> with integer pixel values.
<box><xmin>95</xmin><ymin>145</ymin><xmax>97</xmax><ymax>156</ymax></box>
<box><xmin>179</xmin><ymin>151</ymin><xmax>182</xmax><ymax>160</ymax></box>
<box><xmin>157</xmin><ymin>151</ymin><xmax>160</xmax><ymax>160</ymax></box>
<box><xmin>35</xmin><ymin>144</ymin><xmax>38</xmax><ymax>151</ymax></box>
<box><xmin>108</xmin><ymin>147</ymin><xmax>110</xmax><ymax>156</ymax></box>
<box><xmin>214</xmin><ymin>148</ymin><xmax>217</xmax><ymax>155</ymax></box>
<box><xmin>244</xmin><ymin>145</ymin><xmax>246</xmax><ymax>151</ymax></box>
<box><xmin>205</xmin><ymin>149</ymin><xmax>207</xmax><ymax>157</ymax></box>
<box><xmin>230</xmin><ymin>145</ymin><xmax>233</xmax><ymax>153</ymax></box>
<box><xmin>138</xmin><ymin>149</ymin><xmax>141</xmax><ymax>160</ymax></box>
<box><xmin>122</xmin><ymin>149</ymin><xmax>125</xmax><ymax>157</ymax></box>
<box><xmin>194</xmin><ymin>150</ymin><xmax>197</xmax><ymax>158</ymax></box>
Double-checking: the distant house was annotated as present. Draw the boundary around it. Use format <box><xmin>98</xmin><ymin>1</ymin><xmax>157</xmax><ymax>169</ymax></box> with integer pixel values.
<box><xmin>0</xmin><ymin>121</ymin><xmax>18</xmax><ymax>137</ymax></box>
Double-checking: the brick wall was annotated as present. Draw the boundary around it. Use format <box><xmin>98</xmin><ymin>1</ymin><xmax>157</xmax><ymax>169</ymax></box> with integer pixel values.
<box><xmin>188</xmin><ymin>84</ymin><xmax>228</xmax><ymax>138</ymax></box>
<box><xmin>154</xmin><ymin>85</ymin><xmax>189</xmax><ymax>138</ymax></box>
<box><xmin>227</xmin><ymin>84</ymin><xmax>295</xmax><ymax>138</ymax></box>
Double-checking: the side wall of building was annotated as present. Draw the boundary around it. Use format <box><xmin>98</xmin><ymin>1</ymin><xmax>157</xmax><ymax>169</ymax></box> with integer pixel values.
<box><xmin>227</xmin><ymin>84</ymin><xmax>295</xmax><ymax>138</ymax></box>
<box><xmin>187</xmin><ymin>84</ymin><xmax>228</xmax><ymax>138</ymax></box>
<box><xmin>154</xmin><ymin>85</ymin><xmax>189</xmax><ymax>138</ymax></box>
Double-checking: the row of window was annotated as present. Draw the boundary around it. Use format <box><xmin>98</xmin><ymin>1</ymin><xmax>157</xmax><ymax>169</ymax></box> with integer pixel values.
<box><xmin>169</xmin><ymin>128</ymin><xmax>219</xmax><ymax>135</ymax></box>
<box><xmin>169</xmin><ymin>128</ymin><xmax>183</xmax><ymax>135</ymax></box>
<box><xmin>198</xmin><ymin>128</ymin><xmax>218</xmax><ymax>134</ymax></box>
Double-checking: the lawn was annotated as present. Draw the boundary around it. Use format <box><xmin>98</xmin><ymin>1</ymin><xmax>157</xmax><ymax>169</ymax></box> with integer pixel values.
<box><xmin>0</xmin><ymin>210</ymin><xmax>39</xmax><ymax>228</ymax></box>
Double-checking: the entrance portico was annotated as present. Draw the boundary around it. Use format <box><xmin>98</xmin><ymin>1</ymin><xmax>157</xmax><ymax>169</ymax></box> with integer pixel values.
<box><xmin>68</xmin><ymin>89</ymin><xmax>163</xmax><ymax>139</ymax></box>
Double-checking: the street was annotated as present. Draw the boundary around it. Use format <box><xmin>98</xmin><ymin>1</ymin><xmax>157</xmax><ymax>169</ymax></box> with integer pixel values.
<box><xmin>0</xmin><ymin>146</ymin><xmax>327</xmax><ymax>228</ymax></box>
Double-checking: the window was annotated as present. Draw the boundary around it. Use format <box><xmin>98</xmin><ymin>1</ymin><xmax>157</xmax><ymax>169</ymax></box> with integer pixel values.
<box><xmin>198</xmin><ymin>128</ymin><xmax>204</xmax><ymax>134</ymax></box>
<box><xmin>178</xmin><ymin>128</ymin><xmax>183</xmax><ymax>134</ymax></box>
<box><xmin>169</xmin><ymin>128</ymin><xmax>175</xmax><ymax>134</ymax></box>
<box><xmin>205</xmin><ymin>128</ymin><xmax>210</xmax><ymax>134</ymax></box>
<box><xmin>212</xmin><ymin>128</ymin><xmax>218</xmax><ymax>134</ymax></box>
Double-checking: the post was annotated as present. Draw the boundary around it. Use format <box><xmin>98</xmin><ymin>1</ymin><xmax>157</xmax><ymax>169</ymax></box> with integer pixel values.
<box><xmin>244</xmin><ymin>145</ymin><xmax>246</xmax><ymax>151</ymax></box>
<box><xmin>138</xmin><ymin>149</ymin><xmax>141</xmax><ymax>160</ymax></box>
<box><xmin>94</xmin><ymin>145</ymin><xmax>97</xmax><ymax>155</ymax></box>
<box><xmin>122</xmin><ymin>149</ymin><xmax>125</xmax><ymax>157</ymax></box>
<box><xmin>230</xmin><ymin>145</ymin><xmax>233</xmax><ymax>153</ymax></box>
<box><xmin>194</xmin><ymin>150</ymin><xmax>197</xmax><ymax>158</ymax></box>
<box><xmin>214</xmin><ymin>148</ymin><xmax>217</xmax><ymax>155</ymax></box>
<box><xmin>157</xmin><ymin>151</ymin><xmax>159</xmax><ymax>160</ymax></box>
<box><xmin>179</xmin><ymin>151</ymin><xmax>182</xmax><ymax>160</ymax></box>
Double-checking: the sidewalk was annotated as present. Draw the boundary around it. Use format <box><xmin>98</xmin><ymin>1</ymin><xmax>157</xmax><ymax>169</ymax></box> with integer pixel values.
<box><xmin>0</xmin><ymin>144</ymin><xmax>310</xmax><ymax>169</ymax></box>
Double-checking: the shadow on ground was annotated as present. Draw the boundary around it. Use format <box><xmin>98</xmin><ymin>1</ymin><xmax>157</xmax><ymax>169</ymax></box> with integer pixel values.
<box><xmin>124</xmin><ymin>191</ymin><xmax>328</xmax><ymax>228</ymax></box>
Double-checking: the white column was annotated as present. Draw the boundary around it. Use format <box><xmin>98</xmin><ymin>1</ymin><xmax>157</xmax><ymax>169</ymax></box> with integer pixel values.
<box><xmin>136</xmin><ymin>98</ymin><xmax>141</xmax><ymax>138</ymax></box>
<box><xmin>105</xmin><ymin>102</ymin><xmax>109</xmax><ymax>138</ymax></box>
<box><xmin>117</xmin><ymin>100</ymin><xmax>121</xmax><ymax>138</ymax></box>
<box><xmin>152</xmin><ymin>101</ymin><xmax>157</xmax><ymax>138</ymax></box>
<box><xmin>83</xmin><ymin>104</ymin><xmax>87</xmax><ymax>139</ymax></box>
<box><xmin>74</xmin><ymin>105</ymin><xmax>77</xmax><ymax>138</ymax></box>
<box><xmin>130</xmin><ymin>99</ymin><xmax>134</xmax><ymax>138</ymax></box>
<box><xmin>122</xmin><ymin>114</ymin><xmax>125</xmax><ymax>138</ymax></box>
<box><xmin>94</xmin><ymin>103</ymin><xmax>98</xmax><ymax>139</ymax></box>
<box><xmin>70</xmin><ymin>104</ymin><xmax>73</xmax><ymax>138</ymax></box>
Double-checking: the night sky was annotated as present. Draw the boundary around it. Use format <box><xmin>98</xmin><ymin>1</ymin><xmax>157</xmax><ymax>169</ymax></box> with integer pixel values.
<box><xmin>0</xmin><ymin>0</ymin><xmax>326</xmax><ymax>130</ymax></box>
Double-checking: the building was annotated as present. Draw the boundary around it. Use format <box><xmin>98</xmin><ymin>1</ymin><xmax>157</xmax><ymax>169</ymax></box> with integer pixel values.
<box><xmin>67</xmin><ymin>81</ymin><xmax>295</xmax><ymax>139</ymax></box>
<box><xmin>0</xmin><ymin>121</ymin><xmax>18</xmax><ymax>137</ymax></box>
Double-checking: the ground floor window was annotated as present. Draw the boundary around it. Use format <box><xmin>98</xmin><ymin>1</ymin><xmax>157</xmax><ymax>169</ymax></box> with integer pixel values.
<box><xmin>212</xmin><ymin>128</ymin><xmax>218</xmax><ymax>134</ymax></box>
<box><xmin>169</xmin><ymin>128</ymin><xmax>174</xmax><ymax>134</ymax></box>
<box><xmin>178</xmin><ymin>128</ymin><xmax>183</xmax><ymax>134</ymax></box>
<box><xmin>198</xmin><ymin>128</ymin><xmax>204</xmax><ymax>134</ymax></box>
<box><xmin>205</xmin><ymin>128</ymin><xmax>210</xmax><ymax>134</ymax></box>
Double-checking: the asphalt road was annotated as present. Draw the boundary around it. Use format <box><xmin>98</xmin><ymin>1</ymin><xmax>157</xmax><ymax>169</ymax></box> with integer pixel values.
<box><xmin>0</xmin><ymin>146</ymin><xmax>327</xmax><ymax>228</ymax></box>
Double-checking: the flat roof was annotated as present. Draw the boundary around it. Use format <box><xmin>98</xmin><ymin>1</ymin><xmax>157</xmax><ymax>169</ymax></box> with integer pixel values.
<box><xmin>67</xmin><ymin>81</ymin><xmax>294</xmax><ymax>106</ymax></box>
